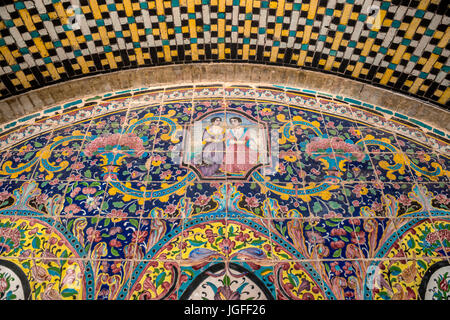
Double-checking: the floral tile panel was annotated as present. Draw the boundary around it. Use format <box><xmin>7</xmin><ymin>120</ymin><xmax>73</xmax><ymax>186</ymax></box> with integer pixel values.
<box><xmin>0</xmin><ymin>85</ymin><xmax>449</xmax><ymax>300</ymax></box>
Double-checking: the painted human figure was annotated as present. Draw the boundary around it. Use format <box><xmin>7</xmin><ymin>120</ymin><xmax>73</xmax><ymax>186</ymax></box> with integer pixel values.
<box><xmin>200</xmin><ymin>117</ymin><xmax>225</xmax><ymax>176</ymax></box>
<box><xmin>221</xmin><ymin>117</ymin><xmax>258</xmax><ymax>174</ymax></box>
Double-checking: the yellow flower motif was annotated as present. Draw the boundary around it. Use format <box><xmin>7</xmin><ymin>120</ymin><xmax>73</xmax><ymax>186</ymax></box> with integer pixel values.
<box><xmin>360</xmin><ymin>187</ymin><xmax>368</xmax><ymax>195</ymax></box>
<box><xmin>152</xmin><ymin>160</ymin><xmax>162</xmax><ymax>166</ymax></box>
<box><xmin>284</xmin><ymin>155</ymin><xmax>297</xmax><ymax>162</ymax></box>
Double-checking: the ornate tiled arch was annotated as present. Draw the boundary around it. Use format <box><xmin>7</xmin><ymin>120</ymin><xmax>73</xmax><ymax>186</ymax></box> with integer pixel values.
<box><xmin>0</xmin><ymin>83</ymin><xmax>448</xmax><ymax>300</ymax></box>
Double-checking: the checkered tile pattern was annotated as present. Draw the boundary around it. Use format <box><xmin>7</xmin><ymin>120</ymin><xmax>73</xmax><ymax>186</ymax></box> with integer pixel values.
<box><xmin>0</xmin><ymin>0</ymin><xmax>449</xmax><ymax>107</ymax></box>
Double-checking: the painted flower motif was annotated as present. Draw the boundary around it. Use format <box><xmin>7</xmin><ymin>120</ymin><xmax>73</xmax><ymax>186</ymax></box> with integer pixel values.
<box><xmin>306</xmin><ymin>231</ymin><xmax>324</xmax><ymax>244</ymax></box>
<box><xmin>205</xmin><ymin>229</ymin><xmax>217</xmax><ymax>244</ymax></box>
<box><xmin>438</xmin><ymin>277</ymin><xmax>449</xmax><ymax>292</ymax></box>
<box><xmin>18</xmin><ymin>144</ymin><xmax>33</xmax><ymax>155</ymax></box>
<box><xmin>146</xmin><ymin>154</ymin><xmax>167</xmax><ymax>168</ymax></box>
<box><xmin>260</xmin><ymin>108</ymin><xmax>274</xmax><ymax>116</ymax></box>
<box><xmin>350</xmin><ymin>231</ymin><xmax>366</xmax><ymax>244</ymax></box>
<box><xmin>86</xmin><ymin>227</ymin><xmax>102</xmax><ymax>242</ymax></box>
<box><xmin>0</xmin><ymin>278</ymin><xmax>8</xmax><ymax>293</ymax></box>
<box><xmin>398</xmin><ymin>194</ymin><xmax>412</xmax><ymax>207</ymax></box>
<box><xmin>352</xmin><ymin>184</ymin><xmax>368</xmax><ymax>198</ymax></box>
<box><xmin>31</xmin><ymin>265</ymin><xmax>51</xmax><ymax>282</ymax></box>
<box><xmin>84</xmin><ymin>132</ymin><xmax>145</xmax><ymax>157</ymax></box>
<box><xmin>82</xmin><ymin>187</ymin><xmax>96</xmax><ymax>195</ymax></box>
<box><xmin>160</xmin><ymin>170</ymin><xmax>172</xmax><ymax>180</ymax></box>
<box><xmin>236</xmin><ymin>232</ymin><xmax>250</xmax><ymax>242</ymax></box>
<box><xmin>194</xmin><ymin>195</ymin><xmax>210</xmax><ymax>207</ymax></box>
<box><xmin>219</xmin><ymin>238</ymin><xmax>235</xmax><ymax>255</ymax></box>
<box><xmin>214</xmin><ymin>286</ymin><xmax>240</xmax><ymax>300</ymax></box>
<box><xmin>435</xmin><ymin>194</ymin><xmax>449</xmax><ymax>205</ymax></box>
<box><xmin>70</xmin><ymin>187</ymin><xmax>81</xmax><ymax>198</ymax></box>
<box><xmin>85</xmin><ymin>196</ymin><xmax>102</xmax><ymax>212</ymax></box>
<box><xmin>245</xmin><ymin>196</ymin><xmax>260</xmax><ymax>208</ymax></box>
<box><xmin>280</xmin><ymin>150</ymin><xmax>300</xmax><ymax>162</ymax></box>
<box><xmin>64</xmin><ymin>204</ymin><xmax>81</xmax><ymax>216</ymax></box>
<box><xmin>109</xmin><ymin>239</ymin><xmax>122</xmax><ymax>248</ymax></box>
<box><xmin>132</xmin><ymin>230</ymin><xmax>148</xmax><ymax>243</ymax></box>
<box><xmin>0</xmin><ymin>191</ymin><xmax>11</xmax><ymax>202</ymax></box>
<box><xmin>107</xmin><ymin>209</ymin><xmax>128</xmax><ymax>222</ymax></box>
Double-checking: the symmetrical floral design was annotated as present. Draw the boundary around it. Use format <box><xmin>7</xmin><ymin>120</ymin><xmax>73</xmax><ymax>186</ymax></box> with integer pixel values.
<box><xmin>0</xmin><ymin>85</ymin><xmax>448</xmax><ymax>300</ymax></box>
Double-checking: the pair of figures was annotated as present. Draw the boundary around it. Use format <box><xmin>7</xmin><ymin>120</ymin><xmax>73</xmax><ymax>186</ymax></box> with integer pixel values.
<box><xmin>200</xmin><ymin>116</ymin><xmax>259</xmax><ymax>176</ymax></box>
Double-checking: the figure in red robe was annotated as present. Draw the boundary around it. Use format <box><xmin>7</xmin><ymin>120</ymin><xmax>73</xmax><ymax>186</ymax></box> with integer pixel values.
<box><xmin>221</xmin><ymin>117</ymin><xmax>259</xmax><ymax>175</ymax></box>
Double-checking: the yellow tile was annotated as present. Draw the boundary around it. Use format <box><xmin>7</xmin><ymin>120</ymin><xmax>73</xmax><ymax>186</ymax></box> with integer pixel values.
<box><xmin>26</xmin><ymin>74</ymin><xmax>35</xmax><ymax>81</ymax></box>
<box><xmin>379</xmin><ymin>19</ymin><xmax>390</xmax><ymax>27</ymax></box>
<box><xmin>48</xmin><ymin>12</ymin><xmax>58</xmax><ymax>19</ymax></box>
<box><xmin>305</xmin><ymin>56</ymin><xmax>313</xmax><ymax>63</ymax></box>
<box><xmin>404</xmin><ymin>80</ymin><xmax>413</xmax><ymax>86</ymax></box>
<box><xmin>81</xmin><ymin>6</ymin><xmax>91</xmax><ymax>14</ymax></box>
<box><xmin>361</xmin><ymin>68</ymin><xmax>369</xmax><ymax>75</ymax></box>
<box><xmin>399</xmin><ymin>22</ymin><xmax>409</xmax><ymax>31</ymax></box>
<box><xmin>99</xmin><ymin>4</ymin><xmax>107</xmax><ymax>11</ymax></box>
<box><xmin>347</xmin><ymin>65</ymin><xmax>354</xmax><ymax>71</ymax></box>
<box><xmin>420</xmin><ymin>84</ymin><xmax>429</xmax><ymax>91</ymax></box>
<box><xmin>152</xmin><ymin>29</ymin><xmax>160</xmax><ymax>36</ymax></box>
<box><xmin>115</xmin><ymin>56</ymin><xmax>122</xmax><ymax>62</ymax></box>
<box><xmin>434</xmin><ymin>31</ymin><xmax>443</xmax><ymax>39</ymax></box>
<box><xmin>318</xmin><ymin>7</ymin><xmax>325</xmax><ymax>15</ymax></box>
<box><xmin>356</xmin><ymin>42</ymin><xmax>364</xmax><ymax>49</ymax></box>
<box><xmin>13</xmin><ymin>18</ymin><xmax>24</xmax><ymax>27</ymax></box>
<box><xmin>115</xmin><ymin>3</ymin><xmax>124</xmax><ymax>10</ymax></box>
<box><xmin>269</xmin><ymin>1</ymin><xmax>278</xmax><ymax>9</ymax></box>
<box><xmin>29</xmin><ymin>46</ymin><xmax>38</xmax><ymax>53</ymax></box>
<box><xmin>351</xmin><ymin>12</ymin><xmax>359</xmax><ymax>20</ymax></box>
<box><xmin>92</xmin><ymin>33</ymin><xmax>101</xmax><ymax>41</ymax></box>
<box><xmin>31</xmin><ymin>15</ymin><xmax>42</xmax><ymax>24</ymax></box>
<box><xmin>418</xmin><ymin>57</ymin><xmax>427</xmax><ymax>64</ymax></box>
<box><xmin>157</xmin><ymin>51</ymin><xmax>164</xmax><ymax>58</ymax></box>
<box><xmin>416</xmin><ymin>26</ymin><xmax>426</xmax><ymax>34</ymax></box>
<box><xmin>334</xmin><ymin>10</ymin><xmax>341</xmax><ymax>17</ymax></box>
<box><xmin>72</xmin><ymin>64</ymin><xmax>80</xmax><ymax>70</ymax></box>
<box><xmin>11</xmin><ymin>50</ymin><xmax>20</xmax><ymax>58</ymax></box>
<box><xmin>76</xmin><ymin>36</ymin><xmax>86</xmax><ymax>43</ymax></box>
<box><xmin>11</xmin><ymin>78</ymin><xmax>20</xmax><ymax>86</ymax></box>
<box><xmin>402</xmin><ymin>52</ymin><xmax>411</xmax><ymax>60</ymax></box>
<box><xmin>44</xmin><ymin>42</ymin><xmax>54</xmax><ymax>50</ymax></box>
<box><xmin>42</xmin><ymin>70</ymin><xmax>50</xmax><ymax>77</ymax></box>
<box><xmin>319</xmin><ymin>59</ymin><xmax>326</xmax><ymax>65</ymax></box>
<box><xmin>437</xmin><ymin>87</ymin><xmax>450</xmax><ymax>104</ymax></box>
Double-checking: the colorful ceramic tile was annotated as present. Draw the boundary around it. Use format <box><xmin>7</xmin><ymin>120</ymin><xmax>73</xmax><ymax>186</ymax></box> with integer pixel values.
<box><xmin>0</xmin><ymin>85</ymin><xmax>448</xmax><ymax>300</ymax></box>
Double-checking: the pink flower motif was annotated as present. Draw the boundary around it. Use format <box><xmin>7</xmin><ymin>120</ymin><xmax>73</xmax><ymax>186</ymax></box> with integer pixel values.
<box><xmin>398</xmin><ymin>194</ymin><xmax>412</xmax><ymax>206</ymax></box>
<box><xmin>82</xmin><ymin>187</ymin><xmax>96</xmax><ymax>195</ymax></box>
<box><xmin>0</xmin><ymin>191</ymin><xmax>11</xmax><ymax>201</ymax></box>
<box><xmin>70</xmin><ymin>187</ymin><xmax>81</xmax><ymax>197</ymax></box>
<box><xmin>109</xmin><ymin>239</ymin><xmax>122</xmax><ymax>248</ymax></box>
<box><xmin>71</xmin><ymin>162</ymin><xmax>85</xmax><ymax>170</ymax></box>
<box><xmin>84</xmin><ymin>133</ymin><xmax>145</xmax><ymax>157</ymax></box>
<box><xmin>219</xmin><ymin>238</ymin><xmax>235</xmax><ymax>255</ymax></box>
<box><xmin>436</xmin><ymin>194</ymin><xmax>449</xmax><ymax>205</ymax></box>
<box><xmin>64</xmin><ymin>204</ymin><xmax>81</xmax><ymax>215</ymax></box>
<box><xmin>194</xmin><ymin>195</ymin><xmax>210</xmax><ymax>207</ymax></box>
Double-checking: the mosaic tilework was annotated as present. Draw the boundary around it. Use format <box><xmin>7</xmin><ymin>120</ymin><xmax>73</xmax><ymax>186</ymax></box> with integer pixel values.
<box><xmin>0</xmin><ymin>0</ymin><xmax>449</xmax><ymax>107</ymax></box>
<box><xmin>0</xmin><ymin>84</ymin><xmax>449</xmax><ymax>300</ymax></box>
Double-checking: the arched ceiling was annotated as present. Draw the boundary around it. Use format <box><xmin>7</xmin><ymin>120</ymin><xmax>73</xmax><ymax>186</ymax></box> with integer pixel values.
<box><xmin>0</xmin><ymin>0</ymin><xmax>449</xmax><ymax>108</ymax></box>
